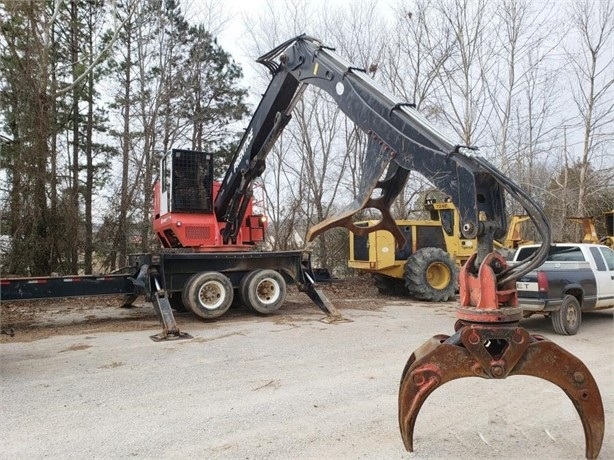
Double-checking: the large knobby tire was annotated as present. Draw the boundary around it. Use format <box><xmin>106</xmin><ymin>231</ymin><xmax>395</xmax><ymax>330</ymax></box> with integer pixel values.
<box><xmin>182</xmin><ymin>271</ymin><xmax>234</xmax><ymax>319</ymax></box>
<box><xmin>240</xmin><ymin>269</ymin><xmax>287</xmax><ymax>314</ymax></box>
<box><xmin>404</xmin><ymin>247</ymin><xmax>458</xmax><ymax>302</ymax></box>
<box><xmin>551</xmin><ymin>295</ymin><xmax>582</xmax><ymax>335</ymax></box>
<box><xmin>372</xmin><ymin>273</ymin><xmax>410</xmax><ymax>296</ymax></box>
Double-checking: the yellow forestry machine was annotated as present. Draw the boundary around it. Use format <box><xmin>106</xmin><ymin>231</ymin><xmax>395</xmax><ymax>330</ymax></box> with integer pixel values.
<box><xmin>568</xmin><ymin>210</ymin><xmax>614</xmax><ymax>248</ymax></box>
<box><xmin>348</xmin><ymin>199</ymin><xmax>532</xmax><ymax>301</ymax></box>
<box><xmin>348</xmin><ymin>198</ymin><xmax>474</xmax><ymax>301</ymax></box>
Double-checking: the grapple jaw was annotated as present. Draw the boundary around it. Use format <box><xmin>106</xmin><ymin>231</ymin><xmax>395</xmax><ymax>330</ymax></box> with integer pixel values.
<box><xmin>398</xmin><ymin>324</ymin><xmax>604</xmax><ymax>458</ymax></box>
<box><xmin>399</xmin><ymin>253</ymin><xmax>605</xmax><ymax>459</ymax></box>
<box><xmin>306</xmin><ymin>134</ymin><xmax>410</xmax><ymax>248</ymax></box>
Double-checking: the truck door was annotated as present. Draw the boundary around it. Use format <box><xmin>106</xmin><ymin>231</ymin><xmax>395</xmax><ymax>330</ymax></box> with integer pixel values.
<box><xmin>589</xmin><ymin>246</ymin><xmax>614</xmax><ymax>308</ymax></box>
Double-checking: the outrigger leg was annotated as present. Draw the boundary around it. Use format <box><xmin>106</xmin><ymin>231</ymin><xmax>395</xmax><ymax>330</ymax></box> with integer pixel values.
<box><xmin>145</xmin><ymin>266</ymin><xmax>192</xmax><ymax>342</ymax></box>
<box><xmin>301</xmin><ymin>268</ymin><xmax>345</xmax><ymax>323</ymax></box>
<box><xmin>398</xmin><ymin>252</ymin><xmax>605</xmax><ymax>459</ymax></box>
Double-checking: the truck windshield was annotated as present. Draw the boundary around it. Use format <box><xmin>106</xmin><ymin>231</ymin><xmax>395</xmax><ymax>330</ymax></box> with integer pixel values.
<box><xmin>516</xmin><ymin>246</ymin><xmax>586</xmax><ymax>262</ymax></box>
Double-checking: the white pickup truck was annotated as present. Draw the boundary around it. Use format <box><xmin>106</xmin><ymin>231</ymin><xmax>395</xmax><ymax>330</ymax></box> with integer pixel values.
<box><xmin>512</xmin><ymin>243</ymin><xmax>614</xmax><ymax>335</ymax></box>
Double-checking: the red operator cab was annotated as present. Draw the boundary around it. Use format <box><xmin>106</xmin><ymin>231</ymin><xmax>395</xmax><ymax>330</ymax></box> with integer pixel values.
<box><xmin>153</xmin><ymin>149</ymin><xmax>267</xmax><ymax>251</ymax></box>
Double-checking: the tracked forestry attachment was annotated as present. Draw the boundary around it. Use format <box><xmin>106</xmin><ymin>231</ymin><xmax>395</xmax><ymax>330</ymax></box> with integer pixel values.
<box><xmin>398</xmin><ymin>253</ymin><xmax>605</xmax><ymax>459</ymax></box>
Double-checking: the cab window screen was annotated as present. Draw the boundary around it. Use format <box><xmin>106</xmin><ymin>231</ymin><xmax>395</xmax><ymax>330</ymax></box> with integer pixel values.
<box><xmin>171</xmin><ymin>150</ymin><xmax>213</xmax><ymax>213</ymax></box>
<box><xmin>416</xmin><ymin>226</ymin><xmax>445</xmax><ymax>250</ymax></box>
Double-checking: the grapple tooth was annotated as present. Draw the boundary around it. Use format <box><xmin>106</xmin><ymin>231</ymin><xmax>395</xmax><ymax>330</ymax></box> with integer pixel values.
<box><xmin>398</xmin><ymin>326</ymin><xmax>605</xmax><ymax>459</ymax></box>
<box><xmin>398</xmin><ymin>335</ymin><xmax>474</xmax><ymax>451</ymax></box>
<box><xmin>509</xmin><ymin>337</ymin><xmax>604</xmax><ymax>459</ymax></box>
<box><xmin>399</xmin><ymin>334</ymin><xmax>450</xmax><ymax>383</ymax></box>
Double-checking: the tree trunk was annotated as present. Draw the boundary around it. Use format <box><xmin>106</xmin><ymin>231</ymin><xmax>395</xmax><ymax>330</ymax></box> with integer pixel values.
<box><xmin>70</xmin><ymin>0</ymin><xmax>80</xmax><ymax>274</ymax></box>
<box><xmin>117</xmin><ymin>22</ymin><xmax>132</xmax><ymax>270</ymax></box>
<box><xmin>84</xmin><ymin>3</ymin><xmax>95</xmax><ymax>274</ymax></box>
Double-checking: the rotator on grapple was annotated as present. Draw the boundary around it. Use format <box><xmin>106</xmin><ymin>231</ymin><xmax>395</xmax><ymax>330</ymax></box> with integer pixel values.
<box><xmin>250</xmin><ymin>35</ymin><xmax>604</xmax><ymax>458</ymax></box>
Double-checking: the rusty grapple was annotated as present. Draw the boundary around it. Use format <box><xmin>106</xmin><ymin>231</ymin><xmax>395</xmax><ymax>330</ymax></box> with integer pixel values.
<box><xmin>398</xmin><ymin>252</ymin><xmax>605</xmax><ymax>459</ymax></box>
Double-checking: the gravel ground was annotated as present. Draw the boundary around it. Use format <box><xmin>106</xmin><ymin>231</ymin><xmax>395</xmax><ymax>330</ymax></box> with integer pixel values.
<box><xmin>1</xmin><ymin>279</ymin><xmax>612</xmax><ymax>459</ymax></box>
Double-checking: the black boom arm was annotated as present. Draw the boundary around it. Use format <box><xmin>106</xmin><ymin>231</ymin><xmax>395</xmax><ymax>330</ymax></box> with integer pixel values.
<box><xmin>215</xmin><ymin>35</ymin><xmax>550</xmax><ymax>283</ymax></box>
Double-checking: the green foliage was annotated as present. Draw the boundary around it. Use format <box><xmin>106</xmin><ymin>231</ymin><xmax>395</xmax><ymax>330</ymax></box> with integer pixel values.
<box><xmin>181</xmin><ymin>24</ymin><xmax>249</xmax><ymax>152</ymax></box>
<box><xmin>0</xmin><ymin>0</ymin><xmax>249</xmax><ymax>275</ymax></box>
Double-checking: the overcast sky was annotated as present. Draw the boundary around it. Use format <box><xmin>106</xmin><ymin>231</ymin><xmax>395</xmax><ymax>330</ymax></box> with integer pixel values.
<box><xmin>186</xmin><ymin>0</ymin><xmax>351</xmax><ymax>91</ymax></box>
<box><xmin>182</xmin><ymin>0</ymin><xmax>613</xmax><ymax>169</ymax></box>
<box><xmin>187</xmin><ymin>0</ymin><xmax>273</xmax><ymax>70</ymax></box>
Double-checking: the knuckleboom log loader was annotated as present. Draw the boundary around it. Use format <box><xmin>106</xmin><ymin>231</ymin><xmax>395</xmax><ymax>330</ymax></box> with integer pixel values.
<box><xmin>0</xmin><ymin>35</ymin><xmax>603</xmax><ymax>458</ymax></box>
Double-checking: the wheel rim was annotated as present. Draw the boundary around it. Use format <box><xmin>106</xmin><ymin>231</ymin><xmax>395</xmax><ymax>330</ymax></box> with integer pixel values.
<box><xmin>566</xmin><ymin>304</ymin><xmax>578</xmax><ymax>328</ymax></box>
<box><xmin>426</xmin><ymin>262</ymin><xmax>451</xmax><ymax>290</ymax></box>
<box><xmin>256</xmin><ymin>278</ymin><xmax>280</xmax><ymax>305</ymax></box>
<box><xmin>197</xmin><ymin>280</ymin><xmax>226</xmax><ymax>310</ymax></box>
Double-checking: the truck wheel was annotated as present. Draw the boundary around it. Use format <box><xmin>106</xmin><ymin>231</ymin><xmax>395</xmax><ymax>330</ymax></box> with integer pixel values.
<box><xmin>182</xmin><ymin>271</ymin><xmax>234</xmax><ymax>319</ymax></box>
<box><xmin>240</xmin><ymin>269</ymin><xmax>287</xmax><ymax>314</ymax></box>
<box><xmin>169</xmin><ymin>292</ymin><xmax>188</xmax><ymax>312</ymax></box>
<box><xmin>372</xmin><ymin>274</ymin><xmax>410</xmax><ymax>296</ymax></box>
<box><xmin>404</xmin><ymin>247</ymin><xmax>458</xmax><ymax>302</ymax></box>
<box><xmin>551</xmin><ymin>295</ymin><xmax>582</xmax><ymax>335</ymax></box>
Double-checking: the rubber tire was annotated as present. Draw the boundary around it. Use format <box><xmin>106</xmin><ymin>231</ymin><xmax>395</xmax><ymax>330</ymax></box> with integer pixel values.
<box><xmin>182</xmin><ymin>271</ymin><xmax>234</xmax><ymax>319</ymax></box>
<box><xmin>372</xmin><ymin>274</ymin><xmax>410</xmax><ymax>296</ymax></box>
<box><xmin>404</xmin><ymin>247</ymin><xmax>458</xmax><ymax>302</ymax></box>
<box><xmin>169</xmin><ymin>292</ymin><xmax>189</xmax><ymax>312</ymax></box>
<box><xmin>551</xmin><ymin>295</ymin><xmax>582</xmax><ymax>335</ymax></box>
<box><xmin>240</xmin><ymin>269</ymin><xmax>287</xmax><ymax>314</ymax></box>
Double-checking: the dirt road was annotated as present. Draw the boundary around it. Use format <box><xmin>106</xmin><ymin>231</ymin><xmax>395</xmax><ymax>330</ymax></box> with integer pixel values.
<box><xmin>1</xmin><ymin>281</ymin><xmax>612</xmax><ymax>459</ymax></box>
